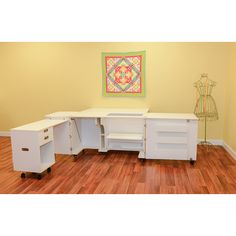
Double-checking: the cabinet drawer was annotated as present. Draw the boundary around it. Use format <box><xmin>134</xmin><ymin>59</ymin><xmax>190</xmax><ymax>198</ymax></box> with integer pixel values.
<box><xmin>39</xmin><ymin>127</ymin><xmax>53</xmax><ymax>145</ymax></box>
<box><xmin>146</xmin><ymin>142</ymin><xmax>188</xmax><ymax>160</ymax></box>
<box><xmin>148</xmin><ymin>120</ymin><xmax>188</xmax><ymax>133</ymax></box>
<box><xmin>155</xmin><ymin>124</ymin><xmax>188</xmax><ymax>133</ymax></box>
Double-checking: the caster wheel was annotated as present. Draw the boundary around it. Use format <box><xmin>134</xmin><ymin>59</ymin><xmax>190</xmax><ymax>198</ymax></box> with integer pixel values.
<box><xmin>21</xmin><ymin>173</ymin><xmax>26</xmax><ymax>178</ymax></box>
<box><xmin>37</xmin><ymin>174</ymin><xmax>42</xmax><ymax>180</ymax></box>
<box><xmin>47</xmin><ymin>167</ymin><xmax>51</xmax><ymax>173</ymax></box>
<box><xmin>190</xmin><ymin>160</ymin><xmax>195</xmax><ymax>166</ymax></box>
<box><xmin>73</xmin><ymin>155</ymin><xmax>78</xmax><ymax>162</ymax></box>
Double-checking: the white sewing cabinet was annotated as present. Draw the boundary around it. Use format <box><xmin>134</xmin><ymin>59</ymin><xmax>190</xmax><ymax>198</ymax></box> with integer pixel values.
<box><xmin>45</xmin><ymin>109</ymin><xmax>149</xmax><ymax>158</ymax></box>
<box><xmin>45</xmin><ymin>109</ymin><xmax>198</xmax><ymax>162</ymax></box>
<box><xmin>11</xmin><ymin>119</ymin><xmax>68</xmax><ymax>179</ymax></box>
<box><xmin>145</xmin><ymin>113</ymin><xmax>198</xmax><ymax>162</ymax></box>
<box><xmin>11</xmin><ymin>108</ymin><xmax>198</xmax><ymax>179</ymax></box>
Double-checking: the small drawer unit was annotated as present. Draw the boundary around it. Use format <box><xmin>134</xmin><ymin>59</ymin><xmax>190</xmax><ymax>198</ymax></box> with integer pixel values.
<box><xmin>39</xmin><ymin>127</ymin><xmax>53</xmax><ymax>146</ymax></box>
<box><xmin>145</xmin><ymin>113</ymin><xmax>198</xmax><ymax>161</ymax></box>
<box><xmin>11</xmin><ymin>119</ymin><xmax>68</xmax><ymax>179</ymax></box>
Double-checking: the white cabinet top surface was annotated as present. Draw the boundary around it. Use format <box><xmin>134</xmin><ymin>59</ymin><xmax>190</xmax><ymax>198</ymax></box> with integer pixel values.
<box><xmin>11</xmin><ymin>119</ymin><xmax>68</xmax><ymax>131</ymax></box>
<box><xmin>145</xmin><ymin>113</ymin><xmax>198</xmax><ymax>120</ymax></box>
<box><xmin>45</xmin><ymin>108</ymin><xmax>198</xmax><ymax>120</ymax></box>
<box><xmin>46</xmin><ymin>108</ymin><xmax>149</xmax><ymax>118</ymax></box>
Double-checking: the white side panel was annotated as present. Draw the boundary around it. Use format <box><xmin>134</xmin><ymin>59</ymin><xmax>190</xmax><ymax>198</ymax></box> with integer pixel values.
<box><xmin>188</xmin><ymin>120</ymin><xmax>198</xmax><ymax>161</ymax></box>
<box><xmin>11</xmin><ymin>131</ymin><xmax>41</xmax><ymax>172</ymax></box>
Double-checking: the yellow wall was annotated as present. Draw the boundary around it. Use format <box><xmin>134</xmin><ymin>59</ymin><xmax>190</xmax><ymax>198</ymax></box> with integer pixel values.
<box><xmin>224</xmin><ymin>43</ymin><xmax>236</xmax><ymax>150</ymax></box>
<box><xmin>0</xmin><ymin>43</ymin><xmax>228</xmax><ymax>140</ymax></box>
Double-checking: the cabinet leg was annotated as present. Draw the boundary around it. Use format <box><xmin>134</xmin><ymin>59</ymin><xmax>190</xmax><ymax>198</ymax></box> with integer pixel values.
<box><xmin>47</xmin><ymin>167</ymin><xmax>51</xmax><ymax>173</ymax></box>
<box><xmin>21</xmin><ymin>173</ymin><xmax>26</xmax><ymax>178</ymax></box>
<box><xmin>37</xmin><ymin>174</ymin><xmax>42</xmax><ymax>180</ymax></box>
<box><xmin>73</xmin><ymin>154</ymin><xmax>78</xmax><ymax>162</ymax></box>
<box><xmin>190</xmin><ymin>159</ymin><xmax>195</xmax><ymax>166</ymax></box>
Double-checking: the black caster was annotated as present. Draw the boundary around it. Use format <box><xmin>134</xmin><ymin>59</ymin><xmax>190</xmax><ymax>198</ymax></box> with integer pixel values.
<box><xmin>73</xmin><ymin>155</ymin><xmax>77</xmax><ymax>162</ymax></box>
<box><xmin>47</xmin><ymin>167</ymin><xmax>51</xmax><ymax>173</ymax></box>
<box><xmin>190</xmin><ymin>159</ymin><xmax>195</xmax><ymax>166</ymax></box>
<box><xmin>37</xmin><ymin>174</ymin><xmax>42</xmax><ymax>180</ymax></box>
<box><xmin>21</xmin><ymin>173</ymin><xmax>26</xmax><ymax>178</ymax></box>
<box><xmin>73</xmin><ymin>154</ymin><xmax>79</xmax><ymax>162</ymax></box>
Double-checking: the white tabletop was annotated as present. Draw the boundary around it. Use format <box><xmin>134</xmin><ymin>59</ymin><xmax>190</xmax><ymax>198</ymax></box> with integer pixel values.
<box><xmin>46</xmin><ymin>108</ymin><xmax>149</xmax><ymax>118</ymax></box>
<box><xmin>45</xmin><ymin>108</ymin><xmax>198</xmax><ymax>120</ymax></box>
<box><xmin>11</xmin><ymin>119</ymin><xmax>68</xmax><ymax>131</ymax></box>
<box><xmin>145</xmin><ymin>113</ymin><xmax>198</xmax><ymax>120</ymax></box>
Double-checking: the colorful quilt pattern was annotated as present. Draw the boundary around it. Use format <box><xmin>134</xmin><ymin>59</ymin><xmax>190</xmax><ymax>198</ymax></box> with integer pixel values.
<box><xmin>102</xmin><ymin>51</ymin><xmax>145</xmax><ymax>96</ymax></box>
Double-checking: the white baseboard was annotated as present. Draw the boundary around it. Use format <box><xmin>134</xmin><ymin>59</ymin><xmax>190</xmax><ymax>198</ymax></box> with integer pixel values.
<box><xmin>197</xmin><ymin>139</ymin><xmax>224</xmax><ymax>146</ymax></box>
<box><xmin>0</xmin><ymin>131</ymin><xmax>10</xmax><ymax>137</ymax></box>
<box><xmin>223</xmin><ymin>142</ymin><xmax>236</xmax><ymax>160</ymax></box>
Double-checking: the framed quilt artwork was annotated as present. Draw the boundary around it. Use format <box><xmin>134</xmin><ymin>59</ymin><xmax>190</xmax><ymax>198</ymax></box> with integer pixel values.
<box><xmin>102</xmin><ymin>51</ymin><xmax>146</xmax><ymax>96</ymax></box>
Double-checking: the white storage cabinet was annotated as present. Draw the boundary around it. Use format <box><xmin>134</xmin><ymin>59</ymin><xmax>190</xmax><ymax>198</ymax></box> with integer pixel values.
<box><xmin>11</xmin><ymin>119</ymin><xmax>68</xmax><ymax>179</ymax></box>
<box><xmin>145</xmin><ymin>113</ymin><xmax>198</xmax><ymax>163</ymax></box>
<box><xmin>46</xmin><ymin>117</ymin><xmax>83</xmax><ymax>156</ymax></box>
<box><xmin>46</xmin><ymin>116</ymin><xmax>101</xmax><ymax>157</ymax></box>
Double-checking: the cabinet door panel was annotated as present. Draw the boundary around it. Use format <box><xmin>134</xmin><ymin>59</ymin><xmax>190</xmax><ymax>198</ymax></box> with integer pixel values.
<box><xmin>53</xmin><ymin>121</ymin><xmax>71</xmax><ymax>154</ymax></box>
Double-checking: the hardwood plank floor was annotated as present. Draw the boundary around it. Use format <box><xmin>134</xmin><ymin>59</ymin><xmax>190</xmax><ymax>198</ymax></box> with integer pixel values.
<box><xmin>0</xmin><ymin>136</ymin><xmax>236</xmax><ymax>194</ymax></box>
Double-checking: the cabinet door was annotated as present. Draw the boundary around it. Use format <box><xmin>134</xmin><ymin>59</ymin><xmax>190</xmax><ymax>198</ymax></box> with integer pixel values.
<box><xmin>70</xmin><ymin>119</ymin><xmax>83</xmax><ymax>154</ymax></box>
<box><xmin>146</xmin><ymin>119</ymin><xmax>191</xmax><ymax>160</ymax></box>
<box><xmin>53</xmin><ymin>121</ymin><xmax>72</xmax><ymax>154</ymax></box>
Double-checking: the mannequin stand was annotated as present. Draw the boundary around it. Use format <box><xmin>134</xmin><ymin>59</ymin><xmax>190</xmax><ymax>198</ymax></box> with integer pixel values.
<box><xmin>199</xmin><ymin>116</ymin><xmax>214</xmax><ymax>152</ymax></box>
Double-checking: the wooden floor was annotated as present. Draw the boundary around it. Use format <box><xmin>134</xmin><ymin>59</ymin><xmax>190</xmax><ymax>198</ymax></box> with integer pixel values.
<box><xmin>0</xmin><ymin>136</ymin><xmax>236</xmax><ymax>194</ymax></box>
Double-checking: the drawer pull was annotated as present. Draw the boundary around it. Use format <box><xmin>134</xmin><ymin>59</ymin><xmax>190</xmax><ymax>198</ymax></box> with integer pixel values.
<box><xmin>44</xmin><ymin>129</ymin><xmax>48</xmax><ymax>133</ymax></box>
<box><xmin>44</xmin><ymin>136</ymin><xmax>49</xmax><ymax>140</ymax></box>
<box><xmin>21</xmin><ymin>148</ymin><xmax>29</xmax><ymax>152</ymax></box>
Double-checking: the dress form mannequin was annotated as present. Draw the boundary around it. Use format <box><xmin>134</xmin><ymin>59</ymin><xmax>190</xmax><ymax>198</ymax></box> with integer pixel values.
<box><xmin>194</xmin><ymin>73</ymin><xmax>218</xmax><ymax>144</ymax></box>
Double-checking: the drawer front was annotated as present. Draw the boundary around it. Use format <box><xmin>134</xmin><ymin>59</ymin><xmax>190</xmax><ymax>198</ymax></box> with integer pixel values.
<box><xmin>146</xmin><ymin>120</ymin><xmax>189</xmax><ymax>145</ymax></box>
<box><xmin>147</xmin><ymin>119</ymin><xmax>189</xmax><ymax>134</ymax></box>
<box><xmin>146</xmin><ymin>141</ymin><xmax>188</xmax><ymax>160</ymax></box>
<box><xmin>39</xmin><ymin>127</ymin><xmax>53</xmax><ymax>145</ymax></box>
